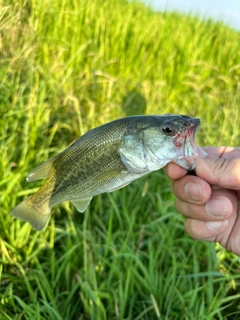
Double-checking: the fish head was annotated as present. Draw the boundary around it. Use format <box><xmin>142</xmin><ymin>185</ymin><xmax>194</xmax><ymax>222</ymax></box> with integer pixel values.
<box><xmin>169</xmin><ymin>114</ymin><xmax>200</xmax><ymax>170</ymax></box>
<box><xmin>142</xmin><ymin>114</ymin><xmax>200</xmax><ymax>171</ymax></box>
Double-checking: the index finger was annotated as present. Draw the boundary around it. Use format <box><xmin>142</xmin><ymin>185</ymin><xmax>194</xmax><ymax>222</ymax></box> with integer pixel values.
<box><xmin>164</xmin><ymin>162</ymin><xmax>187</xmax><ymax>180</ymax></box>
<box><xmin>165</xmin><ymin>146</ymin><xmax>240</xmax><ymax>181</ymax></box>
<box><xmin>164</xmin><ymin>146</ymin><xmax>206</xmax><ymax>180</ymax></box>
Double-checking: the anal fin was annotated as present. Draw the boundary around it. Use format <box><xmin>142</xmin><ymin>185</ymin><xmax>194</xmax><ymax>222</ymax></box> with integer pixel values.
<box><xmin>70</xmin><ymin>197</ymin><xmax>93</xmax><ymax>212</ymax></box>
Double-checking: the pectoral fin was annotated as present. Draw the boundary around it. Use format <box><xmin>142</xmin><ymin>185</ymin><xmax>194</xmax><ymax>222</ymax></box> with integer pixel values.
<box><xmin>93</xmin><ymin>168</ymin><xmax>124</xmax><ymax>182</ymax></box>
<box><xmin>107</xmin><ymin>181</ymin><xmax>131</xmax><ymax>193</ymax></box>
<box><xmin>70</xmin><ymin>198</ymin><xmax>92</xmax><ymax>212</ymax></box>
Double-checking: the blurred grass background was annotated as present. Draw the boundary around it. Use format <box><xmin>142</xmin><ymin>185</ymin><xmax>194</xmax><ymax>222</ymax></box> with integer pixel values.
<box><xmin>1</xmin><ymin>0</ymin><xmax>240</xmax><ymax>319</ymax></box>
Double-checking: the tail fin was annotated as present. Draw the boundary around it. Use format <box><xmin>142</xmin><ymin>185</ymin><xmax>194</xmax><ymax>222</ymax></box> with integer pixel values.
<box><xmin>10</xmin><ymin>197</ymin><xmax>50</xmax><ymax>231</ymax></box>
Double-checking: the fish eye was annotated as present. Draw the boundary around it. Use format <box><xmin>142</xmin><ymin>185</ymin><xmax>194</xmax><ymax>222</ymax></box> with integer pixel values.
<box><xmin>161</xmin><ymin>124</ymin><xmax>177</xmax><ymax>136</ymax></box>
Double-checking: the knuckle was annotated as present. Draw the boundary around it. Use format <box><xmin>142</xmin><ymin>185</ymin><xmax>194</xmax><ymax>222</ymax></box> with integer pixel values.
<box><xmin>184</xmin><ymin>218</ymin><xmax>199</xmax><ymax>239</ymax></box>
<box><xmin>213</xmin><ymin>158</ymin><xmax>240</xmax><ymax>188</ymax></box>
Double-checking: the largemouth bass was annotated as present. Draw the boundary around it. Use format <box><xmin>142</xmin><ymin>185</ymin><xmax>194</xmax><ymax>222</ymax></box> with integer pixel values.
<box><xmin>11</xmin><ymin>114</ymin><xmax>200</xmax><ymax>231</ymax></box>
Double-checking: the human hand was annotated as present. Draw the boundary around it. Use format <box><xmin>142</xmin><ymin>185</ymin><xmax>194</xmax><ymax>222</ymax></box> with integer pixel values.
<box><xmin>165</xmin><ymin>146</ymin><xmax>240</xmax><ymax>256</ymax></box>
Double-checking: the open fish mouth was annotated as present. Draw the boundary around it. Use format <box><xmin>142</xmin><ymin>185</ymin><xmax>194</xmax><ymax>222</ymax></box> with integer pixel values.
<box><xmin>173</xmin><ymin>117</ymin><xmax>200</xmax><ymax>170</ymax></box>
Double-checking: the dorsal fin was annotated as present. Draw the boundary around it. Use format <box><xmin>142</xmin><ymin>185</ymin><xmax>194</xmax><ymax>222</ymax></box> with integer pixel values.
<box><xmin>26</xmin><ymin>156</ymin><xmax>57</xmax><ymax>182</ymax></box>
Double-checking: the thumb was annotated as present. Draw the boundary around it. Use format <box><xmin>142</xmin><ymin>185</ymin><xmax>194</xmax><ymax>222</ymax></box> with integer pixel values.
<box><xmin>195</xmin><ymin>155</ymin><xmax>240</xmax><ymax>190</ymax></box>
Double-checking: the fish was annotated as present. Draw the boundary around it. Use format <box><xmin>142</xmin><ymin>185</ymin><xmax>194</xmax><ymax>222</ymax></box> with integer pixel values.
<box><xmin>10</xmin><ymin>114</ymin><xmax>200</xmax><ymax>231</ymax></box>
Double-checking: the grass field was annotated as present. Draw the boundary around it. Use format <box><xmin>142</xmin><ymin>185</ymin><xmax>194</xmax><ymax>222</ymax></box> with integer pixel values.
<box><xmin>1</xmin><ymin>0</ymin><xmax>240</xmax><ymax>319</ymax></box>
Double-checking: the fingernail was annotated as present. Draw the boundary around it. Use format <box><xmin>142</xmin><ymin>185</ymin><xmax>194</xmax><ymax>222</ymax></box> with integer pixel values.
<box><xmin>184</xmin><ymin>182</ymin><xmax>202</xmax><ymax>201</ymax></box>
<box><xmin>206</xmin><ymin>220</ymin><xmax>228</xmax><ymax>230</ymax></box>
<box><xmin>205</xmin><ymin>198</ymin><xmax>229</xmax><ymax>217</ymax></box>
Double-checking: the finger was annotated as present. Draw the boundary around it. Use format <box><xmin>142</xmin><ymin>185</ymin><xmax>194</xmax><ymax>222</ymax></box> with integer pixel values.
<box><xmin>184</xmin><ymin>218</ymin><xmax>229</xmax><ymax>241</ymax></box>
<box><xmin>176</xmin><ymin>195</ymin><xmax>232</xmax><ymax>221</ymax></box>
<box><xmin>223</xmin><ymin>210</ymin><xmax>240</xmax><ymax>255</ymax></box>
<box><xmin>171</xmin><ymin>175</ymin><xmax>211</xmax><ymax>204</ymax></box>
<box><xmin>196</xmin><ymin>156</ymin><xmax>240</xmax><ymax>189</ymax></box>
<box><xmin>164</xmin><ymin>162</ymin><xmax>187</xmax><ymax>180</ymax></box>
<box><xmin>165</xmin><ymin>146</ymin><xmax>240</xmax><ymax>180</ymax></box>
<box><xmin>201</xmin><ymin>146</ymin><xmax>240</xmax><ymax>159</ymax></box>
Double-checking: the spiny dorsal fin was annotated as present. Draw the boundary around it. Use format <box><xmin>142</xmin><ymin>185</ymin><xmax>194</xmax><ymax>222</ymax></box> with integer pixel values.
<box><xmin>26</xmin><ymin>156</ymin><xmax>57</xmax><ymax>182</ymax></box>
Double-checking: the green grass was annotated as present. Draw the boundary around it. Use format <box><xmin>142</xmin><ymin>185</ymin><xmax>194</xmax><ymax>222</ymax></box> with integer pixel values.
<box><xmin>1</xmin><ymin>0</ymin><xmax>240</xmax><ymax>318</ymax></box>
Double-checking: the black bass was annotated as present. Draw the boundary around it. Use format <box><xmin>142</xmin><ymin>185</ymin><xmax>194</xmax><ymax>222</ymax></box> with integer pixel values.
<box><xmin>11</xmin><ymin>114</ymin><xmax>200</xmax><ymax>231</ymax></box>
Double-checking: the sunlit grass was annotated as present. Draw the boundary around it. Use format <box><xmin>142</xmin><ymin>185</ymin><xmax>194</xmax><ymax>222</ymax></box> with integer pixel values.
<box><xmin>1</xmin><ymin>0</ymin><xmax>240</xmax><ymax>318</ymax></box>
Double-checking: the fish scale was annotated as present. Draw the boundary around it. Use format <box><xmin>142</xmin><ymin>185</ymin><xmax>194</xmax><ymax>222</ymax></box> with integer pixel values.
<box><xmin>11</xmin><ymin>114</ymin><xmax>200</xmax><ymax>231</ymax></box>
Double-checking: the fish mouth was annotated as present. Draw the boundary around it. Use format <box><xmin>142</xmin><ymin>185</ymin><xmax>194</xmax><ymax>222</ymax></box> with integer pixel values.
<box><xmin>173</xmin><ymin>118</ymin><xmax>200</xmax><ymax>170</ymax></box>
